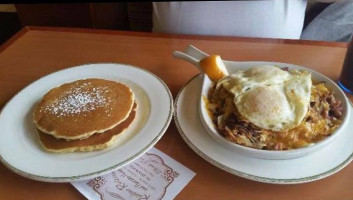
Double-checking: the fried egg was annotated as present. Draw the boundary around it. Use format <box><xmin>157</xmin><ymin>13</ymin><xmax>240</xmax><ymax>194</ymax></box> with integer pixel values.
<box><xmin>218</xmin><ymin>65</ymin><xmax>312</xmax><ymax>131</ymax></box>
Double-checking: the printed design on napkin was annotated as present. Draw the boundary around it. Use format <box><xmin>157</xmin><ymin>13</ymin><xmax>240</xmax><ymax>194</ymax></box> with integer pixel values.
<box><xmin>88</xmin><ymin>177</ymin><xmax>108</xmax><ymax>190</ymax></box>
<box><xmin>86</xmin><ymin>153</ymin><xmax>180</xmax><ymax>200</ymax></box>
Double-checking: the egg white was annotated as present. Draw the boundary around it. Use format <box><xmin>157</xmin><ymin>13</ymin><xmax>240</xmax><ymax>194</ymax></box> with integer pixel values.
<box><xmin>218</xmin><ymin>65</ymin><xmax>312</xmax><ymax>131</ymax></box>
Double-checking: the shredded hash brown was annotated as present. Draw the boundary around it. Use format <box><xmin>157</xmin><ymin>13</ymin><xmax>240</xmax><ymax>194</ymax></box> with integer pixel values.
<box><xmin>206</xmin><ymin>82</ymin><xmax>343</xmax><ymax>150</ymax></box>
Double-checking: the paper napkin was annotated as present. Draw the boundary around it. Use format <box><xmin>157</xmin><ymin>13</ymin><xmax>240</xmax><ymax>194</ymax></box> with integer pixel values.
<box><xmin>72</xmin><ymin>148</ymin><xmax>196</xmax><ymax>200</ymax></box>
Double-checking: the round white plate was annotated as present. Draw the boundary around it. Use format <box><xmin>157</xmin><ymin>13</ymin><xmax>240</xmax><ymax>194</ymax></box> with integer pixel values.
<box><xmin>174</xmin><ymin>74</ymin><xmax>353</xmax><ymax>184</ymax></box>
<box><xmin>0</xmin><ymin>63</ymin><xmax>173</xmax><ymax>182</ymax></box>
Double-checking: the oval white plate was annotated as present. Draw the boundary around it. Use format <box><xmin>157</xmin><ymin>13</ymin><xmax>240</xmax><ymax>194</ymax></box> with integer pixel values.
<box><xmin>175</xmin><ymin>74</ymin><xmax>353</xmax><ymax>184</ymax></box>
<box><xmin>0</xmin><ymin>63</ymin><xmax>173</xmax><ymax>182</ymax></box>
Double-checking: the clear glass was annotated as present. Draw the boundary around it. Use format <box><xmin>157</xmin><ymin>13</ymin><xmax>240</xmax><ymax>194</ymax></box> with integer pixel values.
<box><xmin>339</xmin><ymin>38</ymin><xmax>353</xmax><ymax>94</ymax></box>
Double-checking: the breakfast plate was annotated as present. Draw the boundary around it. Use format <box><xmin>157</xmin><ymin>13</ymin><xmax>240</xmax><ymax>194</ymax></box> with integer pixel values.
<box><xmin>199</xmin><ymin>63</ymin><xmax>349</xmax><ymax>159</ymax></box>
<box><xmin>174</xmin><ymin>72</ymin><xmax>353</xmax><ymax>184</ymax></box>
<box><xmin>0</xmin><ymin>63</ymin><xmax>173</xmax><ymax>182</ymax></box>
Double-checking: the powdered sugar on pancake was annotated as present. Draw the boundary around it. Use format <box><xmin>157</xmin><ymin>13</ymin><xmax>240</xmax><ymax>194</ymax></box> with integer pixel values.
<box><xmin>41</xmin><ymin>82</ymin><xmax>113</xmax><ymax>117</ymax></box>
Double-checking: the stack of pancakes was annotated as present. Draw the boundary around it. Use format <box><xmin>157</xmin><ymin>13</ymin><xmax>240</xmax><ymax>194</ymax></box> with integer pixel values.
<box><xmin>32</xmin><ymin>78</ymin><xmax>136</xmax><ymax>153</ymax></box>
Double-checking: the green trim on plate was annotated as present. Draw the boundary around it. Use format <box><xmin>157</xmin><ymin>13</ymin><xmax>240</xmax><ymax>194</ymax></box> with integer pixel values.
<box><xmin>0</xmin><ymin>63</ymin><xmax>174</xmax><ymax>182</ymax></box>
<box><xmin>174</xmin><ymin>74</ymin><xmax>353</xmax><ymax>184</ymax></box>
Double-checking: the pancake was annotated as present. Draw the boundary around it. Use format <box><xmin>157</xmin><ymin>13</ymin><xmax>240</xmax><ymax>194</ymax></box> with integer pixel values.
<box><xmin>33</xmin><ymin>78</ymin><xmax>134</xmax><ymax>140</ymax></box>
<box><xmin>37</xmin><ymin>103</ymin><xmax>137</xmax><ymax>153</ymax></box>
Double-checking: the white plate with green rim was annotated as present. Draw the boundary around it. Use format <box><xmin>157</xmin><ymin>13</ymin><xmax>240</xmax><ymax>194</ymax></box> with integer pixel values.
<box><xmin>0</xmin><ymin>63</ymin><xmax>173</xmax><ymax>182</ymax></box>
<box><xmin>174</xmin><ymin>74</ymin><xmax>353</xmax><ymax>184</ymax></box>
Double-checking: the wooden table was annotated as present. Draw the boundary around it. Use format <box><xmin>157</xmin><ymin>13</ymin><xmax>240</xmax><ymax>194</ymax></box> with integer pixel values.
<box><xmin>0</xmin><ymin>26</ymin><xmax>352</xmax><ymax>200</ymax></box>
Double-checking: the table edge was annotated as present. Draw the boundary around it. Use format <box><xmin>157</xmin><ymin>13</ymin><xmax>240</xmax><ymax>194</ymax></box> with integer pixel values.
<box><xmin>0</xmin><ymin>26</ymin><xmax>348</xmax><ymax>54</ymax></box>
<box><xmin>0</xmin><ymin>26</ymin><xmax>29</xmax><ymax>53</ymax></box>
